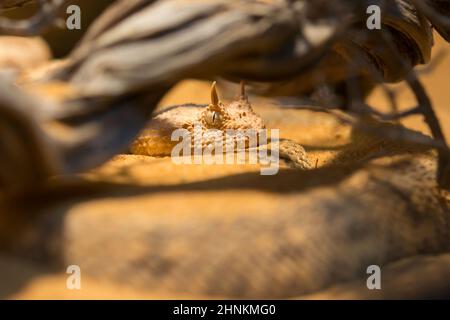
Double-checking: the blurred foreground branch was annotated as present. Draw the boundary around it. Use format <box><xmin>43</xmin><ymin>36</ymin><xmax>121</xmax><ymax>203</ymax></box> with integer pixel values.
<box><xmin>0</xmin><ymin>0</ymin><xmax>449</xmax><ymax>194</ymax></box>
<box><xmin>0</xmin><ymin>0</ymin><xmax>67</xmax><ymax>35</ymax></box>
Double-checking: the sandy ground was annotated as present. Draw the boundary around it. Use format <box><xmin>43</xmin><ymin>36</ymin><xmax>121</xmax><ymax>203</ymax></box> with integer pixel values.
<box><xmin>1</xmin><ymin>34</ymin><xmax>449</xmax><ymax>299</ymax></box>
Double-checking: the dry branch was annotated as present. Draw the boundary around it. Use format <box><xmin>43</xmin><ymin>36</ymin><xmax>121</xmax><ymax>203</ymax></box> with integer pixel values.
<box><xmin>0</xmin><ymin>0</ymin><xmax>450</xmax><ymax>194</ymax></box>
<box><xmin>0</xmin><ymin>0</ymin><xmax>67</xmax><ymax>35</ymax></box>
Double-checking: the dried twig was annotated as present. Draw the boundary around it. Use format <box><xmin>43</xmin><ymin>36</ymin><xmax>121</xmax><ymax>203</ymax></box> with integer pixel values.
<box><xmin>0</xmin><ymin>0</ymin><xmax>67</xmax><ymax>35</ymax></box>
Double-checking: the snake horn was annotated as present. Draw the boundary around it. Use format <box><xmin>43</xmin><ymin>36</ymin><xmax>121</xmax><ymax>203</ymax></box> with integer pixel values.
<box><xmin>211</xmin><ymin>81</ymin><xmax>219</xmax><ymax>106</ymax></box>
<box><xmin>240</xmin><ymin>80</ymin><xmax>248</xmax><ymax>101</ymax></box>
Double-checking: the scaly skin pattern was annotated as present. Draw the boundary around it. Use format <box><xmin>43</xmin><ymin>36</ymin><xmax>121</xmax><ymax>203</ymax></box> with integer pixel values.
<box><xmin>130</xmin><ymin>82</ymin><xmax>312</xmax><ymax>169</ymax></box>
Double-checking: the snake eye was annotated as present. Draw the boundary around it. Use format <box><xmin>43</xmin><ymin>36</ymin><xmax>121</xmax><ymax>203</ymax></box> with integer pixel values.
<box><xmin>206</xmin><ymin>111</ymin><xmax>222</xmax><ymax>126</ymax></box>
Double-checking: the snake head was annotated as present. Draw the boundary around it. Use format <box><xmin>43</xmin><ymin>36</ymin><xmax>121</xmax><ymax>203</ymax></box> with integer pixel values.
<box><xmin>201</xmin><ymin>81</ymin><xmax>265</xmax><ymax>131</ymax></box>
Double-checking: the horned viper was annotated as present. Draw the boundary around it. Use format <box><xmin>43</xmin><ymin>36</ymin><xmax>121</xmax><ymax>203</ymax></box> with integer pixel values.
<box><xmin>130</xmin><ymin>82</ymin><xmax>312</xmax><ymax>170</ymax></box>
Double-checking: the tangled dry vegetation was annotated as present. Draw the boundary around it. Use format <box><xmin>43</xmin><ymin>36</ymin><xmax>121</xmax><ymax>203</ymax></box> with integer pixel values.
<box><xmin>0</xmin><ymin>0</ymin><xmax>449</xmax><ymax>193</ymax></box>
<box><xmin>0</xmin><ymin>0</ymin><xmax>450</xmax><ymax>299</ymax></box>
